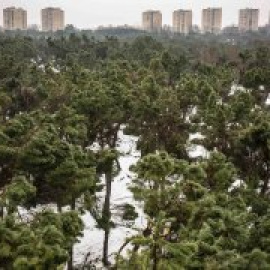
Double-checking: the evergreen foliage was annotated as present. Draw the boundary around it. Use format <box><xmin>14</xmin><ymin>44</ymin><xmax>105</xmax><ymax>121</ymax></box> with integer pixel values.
<box><xmin>0</xmin><ymin>31</ymin><xmax>270</xmax><ymax>269</ymax></box>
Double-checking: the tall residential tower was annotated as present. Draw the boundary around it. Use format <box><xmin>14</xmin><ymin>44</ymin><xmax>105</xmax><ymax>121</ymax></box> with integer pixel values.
<box><xmin>202</xmin><ymin>8</ymin><xmax>222</xmax><ymax>34</ymax></box>
<box><xmin>142</xmin><ymin>10</ymin><xmax>162</xmax><ymax>32</ymax></box>
<box><xmin>239</xmin><ymin>9</ymin><xmax>259</xmax><ymax>32</ymax></box>
<box><xmin>41</xmin><ymin>7</ymin><xmax>65</xmax><ymax>32</ymax></box>
<box><xmin>173</xmin><ymin>9</ymin><xmax>192</xmax><ymax>34</ymax></box>
<box><xmin>3</xmin><ymin>7</ymin><xmax>27</xmax><ymax>30</ymax></box>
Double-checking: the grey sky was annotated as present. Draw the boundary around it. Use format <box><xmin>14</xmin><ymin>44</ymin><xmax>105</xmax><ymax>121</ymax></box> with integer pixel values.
<box><xmin>0</xmin><ymin>0</ymin><xmax>269</xmax><ymax>29</ymax></box>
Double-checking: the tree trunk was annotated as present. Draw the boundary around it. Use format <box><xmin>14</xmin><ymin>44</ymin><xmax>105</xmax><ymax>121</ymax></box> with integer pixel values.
<box><xmin>261</xmin><ymin>178</ymin><xmax>269</xmax><ymax>196</ymax></box>
<box><xmin>102</xmin><ymin>169</ymin><xmax>113</xmax><ymax>266</ymax></box>
<box><xmin>67</xmin><ymin>197</ymin><xmax>76</xmax><ymax>270</ymax></box>
<box><xmin>0</xmin><ymin>206</ymin><xmax>4</xmax><ymax>219</ymax></box>
<box><xmin>67</xmin><ymin>246</ymin><xmax>73</xmax><ymax>270</ymax></box>
<box><xmin>103</xmin><ymin>226</ymin><xmax>110</xmax><ymax>266</ymax></box>
<box><xmin>71</xmin><ymin>196</ymin><xmax>76</xmax><ymax>211</ymax></box>
<box><xmin>57</xmin><ymin>203</ymin><xmax>62</xmax><ymax>213</ymax></box>
<box><xmin>152</xmin><ymin>245</ymin><xmax>158</xmax><ymax>270</ymax></box>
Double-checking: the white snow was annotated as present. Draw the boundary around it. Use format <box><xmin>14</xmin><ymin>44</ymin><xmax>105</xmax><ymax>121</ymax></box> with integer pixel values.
<box><xmin>188</xmin><ymin>133</ymin><xmax>209</xmax><ymax>159</ymax></box>
<box><xmin>187</xmin><ymin>144</ymin><xmax>209</xmax><ymax>159</ymax></box>
<box><xmin>73</xmin><ymin>128</ymin><xmax>146</xmax><ymax>267</ymax></box>
<box><xmin>74</xmin><ymin>128</ymin><xmax>208</xmax><ymax>267</ymax></box>
<box><xmin>230</xmin><ymin>84</ymin><xmax>246</xmax><ymax>95</ymax></box>
<box><xmin>266</xmin><ymin>94</ymin><xmax>270</xmax><ymax>105</ymax></box>
<box><xmin>228</xmin><ymin>178</ymin><xmax>246</xmax><ymax>192</ymax></box>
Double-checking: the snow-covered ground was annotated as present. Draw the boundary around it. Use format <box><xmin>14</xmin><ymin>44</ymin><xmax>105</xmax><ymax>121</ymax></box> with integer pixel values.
<box><xmin>73</xmin><ymin>129</ymin><xmax>208</xmax><ymax>267</ymax></box>
<box><xmin>73</xmin><ymin>129</ymin><xmax>146</xmax><ymax>267</ymax></box>
<box><xmin>188</xmin><ymin>133</ymin><xmax>209</xmax><ymax>159</ymax></box>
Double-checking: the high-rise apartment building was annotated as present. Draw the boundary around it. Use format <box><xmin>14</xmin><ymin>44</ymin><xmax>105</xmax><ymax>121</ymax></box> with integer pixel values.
<box><xmin>173</xmin><ymin>9</ymin><xmax>192</xmax><ymax>34</ymax></box>
<box><xmin>142</xmin><ymin>10</ymin><xmax>162</xmax><ymax>32</ymax></box>
<box><xmin>3</xmin><ymin>7</ymin><xmax>27</xmax><ymax>30</ymax></box>
<box><xmin>202</xmin><ymin>8</ymin><xmax>222</xmax><ymax>34</ymax></box>
<box><xmin>239</xmin><ymin>9</ymin><xmax>259</xmax><ymax>32</ymax></box>
<box><xmin>41</xmin><ymin>8</ymin><xmax>64</xmax><ymax>32</ymax></box>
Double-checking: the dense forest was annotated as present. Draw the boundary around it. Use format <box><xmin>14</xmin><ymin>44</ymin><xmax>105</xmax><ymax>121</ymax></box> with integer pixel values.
<box><xmin>0</xmin><ymin>30</ymin><xmax>270</xmax><ymax>269</ymax></box>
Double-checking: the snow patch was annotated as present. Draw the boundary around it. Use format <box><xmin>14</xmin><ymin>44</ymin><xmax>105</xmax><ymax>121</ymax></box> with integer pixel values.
<box><xmin>74</xmin><ymin>129</ymin><xmax>145</xmax><ymax>266</ymax></box>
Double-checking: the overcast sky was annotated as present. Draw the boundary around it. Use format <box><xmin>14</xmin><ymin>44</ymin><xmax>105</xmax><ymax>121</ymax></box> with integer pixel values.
<box><xmin>0</xmin><ymin>0</ymin><xmax>269</xmax><ymax>29</ymax></box>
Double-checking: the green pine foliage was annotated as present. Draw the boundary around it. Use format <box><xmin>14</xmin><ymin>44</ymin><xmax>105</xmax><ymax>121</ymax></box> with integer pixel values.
<box><xmin>0</xmin><ymin>31</ymin><xmax>270</xmax><ymax>269</ymax></box>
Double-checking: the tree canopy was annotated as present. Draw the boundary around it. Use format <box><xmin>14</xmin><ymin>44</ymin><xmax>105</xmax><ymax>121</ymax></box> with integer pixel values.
<box><xmin>0</xmin><ymin>30</ymin><xmax>270</xmax><ymax>269</ymax></box>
